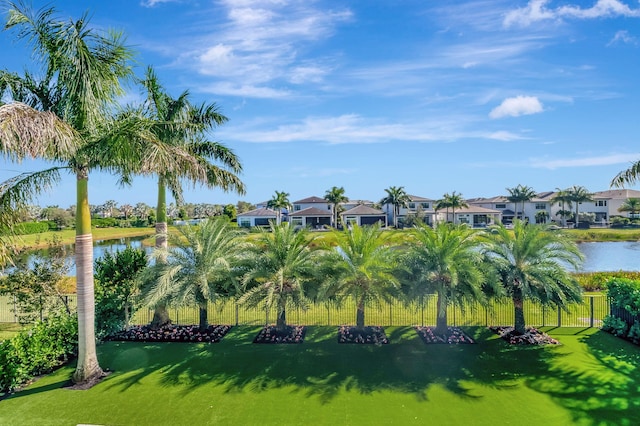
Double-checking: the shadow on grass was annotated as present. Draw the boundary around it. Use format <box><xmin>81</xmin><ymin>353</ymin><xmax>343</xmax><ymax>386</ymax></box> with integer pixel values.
<box><xmin>97</xmin><ymin>326</ymin><xmax>563</xmax><ymax>405</ymax></box>
<box><xmin>527</xmin><ymin>330</ymin><xmax>640</xmax><ymax>425</ymax></box>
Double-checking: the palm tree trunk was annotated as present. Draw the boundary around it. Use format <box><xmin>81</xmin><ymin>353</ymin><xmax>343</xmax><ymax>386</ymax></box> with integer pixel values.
<box><xmin>276</xmin><ymin>308</ymin><xmax>287</xmax><ymax>332</ymax></box>
<box><xmin>435</xmin><ymin>292</ymin><xmax>448</xmax><ymax>335</ymax></box>
<box><xmin>151</xmin><ymin>179</ymin><xmax>171</xmax><ymax>328</ymax></box>
<box><xmin>199</xmin><ymin>305</ymin><xmax>208</xmax><ymax>331</ymax></box>
<box><xmin>513</xmin><ymin>288</ymin><xmax>526</xmax><ymax>335</ymax></box>
<box><xmin>72</xmin><ymin>170</ymin><xmax>104</xmax><ymax>384</ymax></box>
<box><xmin>356</xmin><ymin>297</ymin><xmax>365</xmax><ymax>330</ymax></box>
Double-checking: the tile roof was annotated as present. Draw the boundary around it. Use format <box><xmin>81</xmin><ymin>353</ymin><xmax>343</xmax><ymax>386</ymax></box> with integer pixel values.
<box><xmin>292</xmin><ymin>196</ymin><xmax>327</xmax><ymax>204</ymax></box>
<box><xmin>289</xmin><ymin>207</ymin><xmax>332</xmax><ymax>217</ymax></box>
<box><xmin>341</xmin><ymin>205</ymin><xmax>385</xmax><ymax>216</ymax></box>
<box><xmin>237</xmin><ymin>207</ymin><xmax>278</xmax><ymax>217</ymax></box>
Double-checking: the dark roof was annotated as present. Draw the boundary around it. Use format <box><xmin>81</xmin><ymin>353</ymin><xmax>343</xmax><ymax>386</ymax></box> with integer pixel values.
<box><xmin>293</xmin><ymin>196</ymin><xmax>327</xmax><ymax>204</ymax></box>
<box><xmin>408</xmin><ymin>194</ymin><xmax>434</xmax><ymax>202</ymax></box>
<box><xmin>237</xmin><ymin>207</ymin><xmax>278</xmax><ymax>217</ymax></box>
<box><xmin>341</xmin><ymin>205</ymin><xmax>385</xmax><ymax>216</ymax></box>
<box><xmin>290</xmin><ymin>207</ymin><xmax>332</xmax><ymax>217</ymax></box>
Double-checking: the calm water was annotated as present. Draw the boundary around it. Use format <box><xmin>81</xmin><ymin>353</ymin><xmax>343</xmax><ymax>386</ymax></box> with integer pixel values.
<box><xmin>577</xmin><ymin>241</ymin><xmax>640</xmax><ymax>272</ymax></box>
<box><xmin>24</xmin><ymin>239</ymin><xmax>640</xmax><ymax>275</ymax></box>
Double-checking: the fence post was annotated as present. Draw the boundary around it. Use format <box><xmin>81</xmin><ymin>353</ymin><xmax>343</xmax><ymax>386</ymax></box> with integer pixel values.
<box><xmin>421</xmin><ymin>296</ymin><xmax>424</xmax><ymax>327</ymax></box>
<box><xmin>389</xmin><ymin>303</ymin><xmax>393</xmax><ymax>327</ymax></box>
<box><xmin>557</xmin><ymin>306</ymin><xmax>562</xmax><ymax>327</ymax></box>
<box><xmin>590</xmin><ymin>296</ymin><xmax>594</xmax><ymax>328</ymax></box>
<box><xmin>265</xmin><ymin>305</ymin><xmax>269</xmax><ymax>326</ymax></box>
<box><xmin>485</xmin><ymin>306</ymin><xmax>488</xmax><ymax>327</ymax></box>
<box><xmin>13</xmin><ymin>294</ymin><xmax>18</xmax><ymax>323</ymax></box>
<box><xmin>235</xmin><ymin>303</ymin><xmax>239</xmax><ymax>326</ymax></box>
<box><xmin>542</xmin><ymin>305</ymin><xmax>546</xmax><ymax>327</ymax></box>
<box><xmin>327</xmin><ymin>305</ymin><xmax>330</xmax><ymax>326</ymax></box>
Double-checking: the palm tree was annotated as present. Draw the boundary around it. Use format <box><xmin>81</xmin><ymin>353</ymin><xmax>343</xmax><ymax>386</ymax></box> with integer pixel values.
<box><xmin>482</xmin><ymin>220</ymin><xmax>583</xmax><ymax>335</ymax></box>
<box><xmin>380</xmin><ymin>186</ymin><xmax>410</xmax><ymax>228</ymax></box>
<box><xmin>434</xmin><ymin>197</ymin><xmax>450</xmax><ymax>224</ymax></box>
<box><xmin>436</xmin><ymin>191</ymin><xmax>469</xmax><ymax>223</ymax></box>
<box><xmin>266</xmin><ymin>190</ymin><xmax>291</xmax><ymax>224</ymax></box>
<box><xmin>535</xmin><ymin>210</ymin><xmax>549</xmax><ymax>224</ymax></box>
<box><xmin>322</xmin><ymin>224</ymin><xmax>398</xmax><ymax>330</ymax></box>
<box><xmin>618</xmin><ymin>198</ymin><xmax>640</xmax><ymax>219</ymax></box>
<box><xmin>567</xmin><ymin>185</ymin><xmax>593</xmax><ymax>228</ymax></box>
<box><xmin>551</xmin><ymin>188</ymin><xmax>572</xmax><ymax>228</ymax></box>
<box><xmin>138</xmin><ymin>67</ymin><xmax>245</xmax><ymax>328</ymax></box>
<box><xmin>239</xmin><ymin>222</ymin><xmax>319</xmax><ymax>332</ymax></box>
<box><xmin>612</xmin><ymin>161</ymin><xmax>640</xmax><ymax>188</ymax></box>
<box><xmin>143</xmin><ymin>218</ymin><xmax>244</xmax><ymax>331</ymax></box>
<box><xmin>506</xmin><ymin>184</ymin><xmax>536</xmax><ymax>222</ymax></box>
<box><xmin>402</xmin><ymin>223</ymin><xmax>485</xmax><ymax>335</ymax></box>
<box><xmin>0</xmin><ymin>4</ymin><xmax>200</xmax><ymax>384</ymax></box>
<box><xmin>325</xmin><ymin>186</ymin><xmax>348</xmax><ymax>228</ymax></box>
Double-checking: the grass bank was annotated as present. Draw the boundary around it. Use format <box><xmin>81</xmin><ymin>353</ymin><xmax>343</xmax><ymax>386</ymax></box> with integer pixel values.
<box><xmin>0</xmin><ymin>326</ymin><xmax>637</xmax><ymax>425</ymax></box>
<box><xmin>12</xmin><ymin>227</ymin><xmax>156</xmax><ymax>249</ymax></box>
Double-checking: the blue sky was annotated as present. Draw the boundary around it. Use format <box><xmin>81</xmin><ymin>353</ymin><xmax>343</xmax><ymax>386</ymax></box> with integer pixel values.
<box><xmin>2</xmin><ymin>0</ymin><xmax>640</xmax><ymax>208</ymax></box>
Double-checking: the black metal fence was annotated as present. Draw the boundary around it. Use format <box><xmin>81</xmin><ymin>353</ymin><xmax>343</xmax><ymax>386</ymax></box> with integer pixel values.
<box><xmin>1</xmin><ymin>294</ymin><xmax>607</xmax><ymax>328</ymax></box>
<box><xmin>609</xmin><ymin>305</ymin><xmax>640</xmax><ymax>327</ymax></box>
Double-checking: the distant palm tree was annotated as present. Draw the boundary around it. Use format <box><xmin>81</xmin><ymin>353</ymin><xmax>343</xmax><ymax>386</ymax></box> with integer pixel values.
<box><xmin>119</xmin><ymin>204</ymin><xmax>133</xmax><ymax>220</ymax></box>
<box><xmin>239</xmin><ymin>222</ymin><xmax>320</xmax><ymax>332</ymax></box>
<box><xmin>321</xmin><ymin>224</ymin><xmax>398</xmax><ymax>330</ymax></box>
<box><xmin>612</xmin><ymin>162</ymin><xmax>640</xmax><ymax>188</ymax></box>
<box><xmin>535</xmin><ymin>210</ymin><xmax>549</xmax><ymax>224</ymax></box>
<box><xmin>567</xmin><ymin>185</ymin><xmax>593</xmax><ymax>228</ymax></box>
<box><xmin>325</xmin><ymin>186</ymin><xmax>348</xmax><ymax>228</ymax></box>
<box><xmin>380</xmin><ymin>186</ymin><xmax>410</xmax><ymax>228</ymax></box>
<box><xmin>143</xmin><ymin>218</ymin><xmax>245</xmax><ymax>331</ymax></box>
<box><xmin>506</xmin><ymin>184</ymin><xmax>536</xmax><ymax>222</ymax></box>
<box><xmin>551</xmin><ymin>188</ymin><xmax>572</xmax><ymax>228</ymax></box>
<box><xmin>267</xmin><ymin>191</ymin><xmax>291</xmax><ymax>225</ymax></box>
<box><xmin>446</xmin><ymin>191</ymin><xmax>467</xmax><ymax>224</ymax></box>
<box><xmin>482</xmin><ymin>220</ymin><xmax>583</xmax><ymax>335</ymax></box>
<box><xmin>402</xmin><ymin>223</ymin><xmax>485</xmax><ymax>335</ymax></box>
<box><xmin>618</xmin><ymin>198</ymin><xmax>640</xmax><ymax>219</ymax></box>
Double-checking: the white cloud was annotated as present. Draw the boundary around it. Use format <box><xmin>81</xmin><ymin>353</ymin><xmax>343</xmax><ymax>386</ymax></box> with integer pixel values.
<box><xmin>140</xmin><ymin>0</ymin><xmax>178</xmax><ymax>7</ymax></box>
<box><xmin>531</xmin><ymin>153</ymin><xmax>640</xmax><ymax>169</ymax></box>
<box><xmin>487</xmin><ymin>131</ymin><xmax>527</xmax><ymax>141</ymax></box>
<box><xmin>608</xmin><ymin>30</ymin><xmax>638</xmax><ymax>46</ymax></box>
<box><xmin>504</xmin><ymin>0</ymin><xmax>640</xmax><ymax>27</ymax></box>
<box><xmin>489</xmin><ymin>96</ymin><xmax>544</xmax><ymax>119</ymax></box>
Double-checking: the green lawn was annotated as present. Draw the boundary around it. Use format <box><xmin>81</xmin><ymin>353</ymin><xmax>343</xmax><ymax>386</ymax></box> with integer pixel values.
<box><xmin>0</xmin><ymin>326</ymin><xmax>638</xmax><ymax>425</ymax></box>
<box><xmin>0</xmin><ymin>323</ymin><xmax>24</xmax><ymax>341</ymax></box>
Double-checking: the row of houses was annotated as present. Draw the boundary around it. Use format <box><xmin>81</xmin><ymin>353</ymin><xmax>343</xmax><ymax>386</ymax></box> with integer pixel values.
<box><xmin>236</xmin><ymin>189</ymin><xmax>640</xmax><ymax>229</ymax></box>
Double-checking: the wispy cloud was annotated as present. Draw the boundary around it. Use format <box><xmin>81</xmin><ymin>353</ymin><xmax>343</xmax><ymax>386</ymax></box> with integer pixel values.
<box><xmin>608</xmin><ymin>30</ymin><xmax>638</xmax><ymax>46</ymax></box>
<box><xmin>489</xmin><ymin>96</ymin><xmax>544</xmax><ymax>119</ymax></box>
<box><xmin>531</xmin><ymin>153</ymin><xmax>640</xmax><ymax>169</ymax></box>
<box><xmin>140</xmin><ymin>0</ymin><xmax>179</xmax><ymax>7</ymax></box>
<box><xmin>174</xmin><ymin>1</ymin><xmax>352</xmax><ymax>98</ymax></box>
<box><xmin>289</xmin><ymin>167</ymin><xmax>357</xmax><ymax>178</ymax></box>
<box><xmin>504</xmin><ymin>0</ymin><xmax>640</xmax><ymax>28</ymax></box>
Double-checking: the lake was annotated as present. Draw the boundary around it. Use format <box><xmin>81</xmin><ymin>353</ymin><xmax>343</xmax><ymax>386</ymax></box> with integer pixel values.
<box><xmin>22</xmin><ymin>239</ymin><xmax>640</xmax><ymax>275</ymax></box>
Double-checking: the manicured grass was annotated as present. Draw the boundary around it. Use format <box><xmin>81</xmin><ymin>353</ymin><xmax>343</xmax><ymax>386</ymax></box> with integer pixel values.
<box><xmin>0</xmin><ymin>326</ymin><xmax>638</xmax><ymax>425</ymax></box>
<box><xmin>0</xmin><ymin>323</ymin><xmax>24</xmax><ymax>341</ymax></box>
<box><xmin>14</xmin><ymin>227</ymin><xmax>156</xmax><ymax>249</ymax></box>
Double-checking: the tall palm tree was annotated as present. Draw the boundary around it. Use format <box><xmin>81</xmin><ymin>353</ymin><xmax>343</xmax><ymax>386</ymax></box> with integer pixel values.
<box><xmin>618</xmin><ymin>198</ymin><xmax>640</xmax><ymax>219</ymax></box>
<box><xmin>138</xmin><ymin>67</ymin><xmax>245</xmax><ymax>328</ymax></box>
<box><xmin>402</xmin><ymin>223</ymin><xmax>485</xmax><ymax>335</ymax></box>
<box><xmin>445</xmin><ymin>191</ymin><xmax>467</xmax><ymax>224</ymax></box>
<box><xmin>321</xmin><ymin>224</ymin><xmax>398</xmax><ymax>330</ymax></box>
<box><xmin>434</xmin><ymin>197</ymin><xmax>450</xmax><ymax>224</ymax></box>
<box><xmin>266</xmin><ymin>190</ymin><xmax>291</xmax><ymax>224</ymax></box>
<box><xmin>325</xmin><ymin>186</ymin><xmax>348</xmax><ymax>228</ymax></box>
<box><xmin>482</xmin><ymin>220</ymin><xmax>583</xmax><ymax>335</ymax></box>
<box><xmin>612</xmin><ymin>161</ymin><xmax>640</xmax><ymax>188</ymax></box>
<box><xmin>380</xmin><ymin>186</ymin><xmax>410</xmax><ymax>228</ymax></box>
<box><xmin>567</xmin><ymin>185</ymin><xmax>593</xmax><ymax>228</ymax></box>
<box><xmin>239</xmin><ymin>222</ymin><xmax>319</xmax><ymax>332</ymax></box>
<box><xmin>551</xmin><ymin>188</ymin><xmax>572</xmax><ymax>228</ymax></box>
<box><xmin>506</xmin><ymin>184</ymin><xmax>536</xmax><ymax>222</ymax></box>
<box><xmin>142</xmin><ymin>218</ymin><xmax>245</xmax><ymax>331</ymax></box>
<box><xmin>0</xmin><ymin>4</ymin><xmax>198</xmax><ymax>384</ymax></box>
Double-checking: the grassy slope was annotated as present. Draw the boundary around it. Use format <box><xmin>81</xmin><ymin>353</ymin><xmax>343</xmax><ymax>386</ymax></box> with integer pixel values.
<box><xmin>13</xmin><ymin>227</ymin><xmax>156</xmax><ymax>249</ymax></box>
<box><xmin>0</xmin><ymin>327</ymin><xmax>637</xmax><ymax>426</ymax></box>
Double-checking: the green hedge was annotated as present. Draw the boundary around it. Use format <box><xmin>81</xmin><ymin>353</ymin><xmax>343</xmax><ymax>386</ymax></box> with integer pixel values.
<box><xmin>573</xmin><ymin>271</ymin><xmax>640</xmax><ymax>292</ymax></box>
<box><xmin>13</xmin><ymin>221</ymin><xmax>55</xmax><ymax>235</ymax></box>
<box><xmin>601</xmin><ymin>277</ymin><xmax>640</xmax><ymax>344</ymax></box>
<box><xmin>0</xmin><ymin>313</ymin><xmax>78</xmax><ymax>394</ymax></box>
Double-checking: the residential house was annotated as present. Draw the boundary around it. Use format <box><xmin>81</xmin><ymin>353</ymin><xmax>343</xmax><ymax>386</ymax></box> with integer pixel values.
<box><xmin>340</xmin><ymin>205</ymin><xmax>387</xmax><ymax>228</ymax></box>
<box><xmin>236</xmin><ymin>208</ymin><xmax>278</xmax><ymax>227</ymax></box>
<box><xmin>289</xmin><ymin>207</ymin><xmax>332</xmax><ymax>229</ymax></box>
<box><xmin>434</xmin><ymin>205</ymin><xmax>501</xmax><ymax>228</ymax></box>
<box><xmin>381</xmin><ymin>194</ymin><xmax>435</xmax><ymax>226</ymax></box>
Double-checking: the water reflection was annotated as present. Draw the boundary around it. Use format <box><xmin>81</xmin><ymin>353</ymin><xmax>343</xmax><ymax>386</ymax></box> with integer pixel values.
<box><xmin>577</xmin><ymin>241</ymin><xmax>640</xmax><ymax>272</ymax></box>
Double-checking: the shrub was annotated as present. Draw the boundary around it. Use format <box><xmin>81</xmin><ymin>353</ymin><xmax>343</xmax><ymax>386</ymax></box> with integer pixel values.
<box><xmin>92</xmin><ymin>217</ymin><xmax>119</xmax><ymax>228</ymax></box>
<box><xmin>13</xmin><ymin>221</ymin><xmax>50</xmax><ymax>235</ymax></box>
<box><xmin>573</xmin><ymin>271</ymin><xmax>640</xmax><ymax>292</ymax></box>
<box><xmin>601</xmin><ymin>315</ymin><xmax>629</xmax><ymax>337</ymax></box>
<box><xmin>628</xmin><ymin>321</ymin><xmax>640</xmax><ymax>344</ymax></box>
<box><xmin>606</xmin><ymin>277</ymin><xmax>640</xmax><ymax>315</ymax></box>
<box><xmin>0</xmin><ymin>313</ymin><xmax>77</xmax><ymax>394</ymax></box>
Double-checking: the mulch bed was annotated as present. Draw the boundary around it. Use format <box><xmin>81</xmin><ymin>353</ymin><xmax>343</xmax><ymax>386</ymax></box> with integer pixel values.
<box><xmin>253</xmin><ymin>325</ymin><xmax>306</xmax><ymax>344</ymax></box>
<box><xmin>415</xmin><ymin>326</ymin><xmax>475</xmax><ymax>344</ymax></box>
<box><xmin>338</xmin><ymin>325</ymin><xmax>389</xmax><ymax>344</ymax></box>
<box><xmin>108</xmin><ymin>324</ymin><xmax>232</xmax><ymax>343</ymax></box>
<box><xmin>489</xmin><ymin>326</ymin><xmax>560</xmax><ymax>345</ymax></box>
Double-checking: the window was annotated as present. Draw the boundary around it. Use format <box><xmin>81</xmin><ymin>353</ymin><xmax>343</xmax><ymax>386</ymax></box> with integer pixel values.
<box><xmin>239</xmin><ymin>218</ymin><xmax>251</xmax><ymax>228</ymax></box>
<box><xmin>291</xmin><ymin>217</ymin><xmax>303</xmax><ymax>227</ymax></box>
<box><xmin>421</xmin><ymin>203</ymin><xmax>429</xmax><ymax>209</ymax></box>
<box><xmin>408</xmin><ymin>203</ymin><xmax>416</xmax><ymax>209</ymax></box>
<box><xmin>294</xmin><ymin>205</ymin><xmax>301</xmax><ymax>211</ymax></box>
<box><xmin>595</xmin><ymin>200</ymin><xmax>607</xmax><ymax>207</ymax></box>
<box><xmin>535</xmin><ymin>203</ymin><xmax>546</xmax><ymax>210</ymax></box>
<box><xmin>495</xmin><ymin>203</ymin><xmax>506</xmax><ymax>209</ymax></box>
